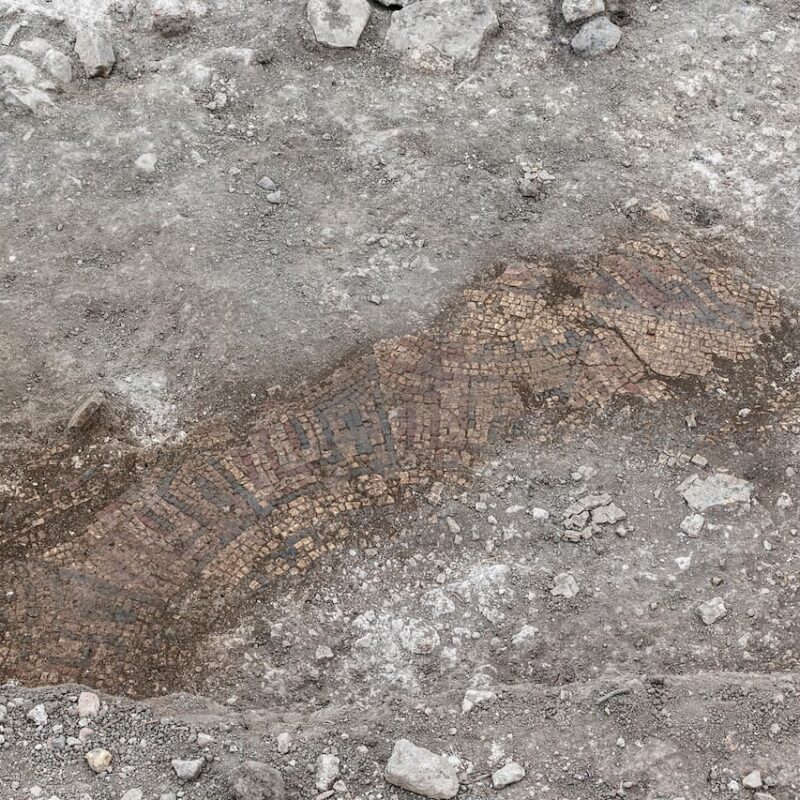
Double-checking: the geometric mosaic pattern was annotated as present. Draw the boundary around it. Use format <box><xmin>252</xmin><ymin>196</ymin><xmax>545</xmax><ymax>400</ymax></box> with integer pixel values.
<box><xmin>0</xmin><ymin>242</ymin><xmax>784</xmax><ymax>694</ymax></box>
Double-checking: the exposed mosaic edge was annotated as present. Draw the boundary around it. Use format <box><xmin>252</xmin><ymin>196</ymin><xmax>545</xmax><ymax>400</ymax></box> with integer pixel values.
<box><xmin>0</xmin><ymin>245</ymin><xmax>787</xmax><ymax>694</ymax></box>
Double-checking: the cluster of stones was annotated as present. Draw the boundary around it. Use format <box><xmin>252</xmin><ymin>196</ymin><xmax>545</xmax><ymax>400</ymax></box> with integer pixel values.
<box><xmin>562</xmin><ymin>492</ymin><xmax>626</xmax><ymax>542</ymax></box>
<box><xmin>562</xmin><ymin>0</ymin><xmax>622</xmax><ymax>56</ymax></box>
<box><xmin>307</xmin><ymin>0</ymin><xmax>499</xmax><ymax>69</ymax></box>
<box><xmin>0</xmin><ymin>243</ymin><xmax>783</xmax><ymax>694</ymax></box>
<box><xmin>0</xmin><ymin>0</ymin><xmax>620</xmax><ymax>113</ymax></box>
<box><xmin>0</xmin><ymin>0</ymin><xmax>210</xmax><ymax>113</ymax></box>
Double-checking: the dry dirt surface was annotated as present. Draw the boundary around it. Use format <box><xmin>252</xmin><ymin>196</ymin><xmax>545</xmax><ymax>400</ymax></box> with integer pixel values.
<box><xmin>1</xmin><ymin>0</ymin><xmax>800</xmax><ymax>799</ymax></box>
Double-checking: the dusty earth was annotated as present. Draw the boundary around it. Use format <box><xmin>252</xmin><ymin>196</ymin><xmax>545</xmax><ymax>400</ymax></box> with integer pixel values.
<box><xmin>1</xmin><ymin>0</ymin><xmax>800</xmax><ymax>798</ymax></box>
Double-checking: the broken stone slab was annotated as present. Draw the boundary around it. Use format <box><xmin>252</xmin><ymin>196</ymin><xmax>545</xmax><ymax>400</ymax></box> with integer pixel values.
<box><xmin>564</xmin><ymin>510</ymin><xmax>590</xmax><ymax>531</ymax></box>
<box><xmin>74</xmin><ymin>29</ymin><xmax>115</xmax><ymax>78</ymax></box>
<box><xmin>306</xmin><ymin>0</ymin><xmax>372</xmax><ymax>49</ymax></box>
<box><xmin>562</xmin><ymin>492</ymin><xmax>612</xmax><ymax>518</ymax></box>
<box><xmin>697</xmin><ymin>596</ymin><xmax>727</xmax><ymax>626</ymax></box>
<box><xmin>385</xmin><ymin>0</ymin><xmax>498</xmax><ymax>70</ymax></box>
<box><xmin>491</xmin><ymin>762</ymin><xmax>526</xmax><ymax>789</ymax></box>
<box><xmin>571</xmin><ymin>15</ymin><xmax>621</xmax><ymax>55</ymax></box>
<box><xmin>385</xmin><ymin>739</ymin><xmax>459</xmax><ymax>799</ymax></box>
<box><xmin>563</xmin><ymin>526</ymin><xmax>594</xmax><ymax>543</ymax></box>
<box><xmin>591</xmin><ymin>502</ymin><xmax>626</xmax><ymax>525</ymax></box>
<box><xmin>67</xmin><ymin>392</ymin><xmax>105</xmax><ymax>431</ymax></box>
<box><xmin>562</xmin><ymin>0</ymin><xmax>604</xmax><ymax>23</ymax></box>
<box><xmin>680</xmin><ymin>472</ymin><xmax>753</xmax><ymax>513</ymax></box>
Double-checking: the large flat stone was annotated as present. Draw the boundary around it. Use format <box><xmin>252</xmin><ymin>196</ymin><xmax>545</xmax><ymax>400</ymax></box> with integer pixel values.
<box><xmin>385</xmin><ymin>0</ymin><xmax>498</xmax><ymax>69</ymax></box>
<box><xmin>385</xmin><ymin>739</ymin><xmax>459</xmax><ymax>799</ymax></box>
<box><xmin>681</xmin><ymin>472</ymin><xmax>753</xmax><ymax>513</ymax></box>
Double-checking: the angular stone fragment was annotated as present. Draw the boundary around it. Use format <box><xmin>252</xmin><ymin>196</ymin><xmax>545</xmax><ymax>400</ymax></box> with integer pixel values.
<box><xmin>591</xmin><ymin>502</ymin><xmax>626</xmax><ymax>525</ymax></box>
<box><xmin>231</xmin><ymin>760</ymin><xmax>285</xmax><ymax>800</ymax></box>
<box><xmin>681</xmin><ymin>472</ymin><xmax>753</xmax><ymax>512</ymax></box>
<box><xmin>77</xmin><ymin>691</ymin><xmax>100</xmax><ymax>718</ymax></box>
<box><xmin>461</xmin><ymin>688</ymin><xmax>497</xmax><ymax>713</ymax></box>
<box><xmin>42</xmin><ymin>48</ymin><xmax>72</xmax><ymax>85</ymax></box>
<box><xmin>742</xmin><ymin>771</ymin><xmax>763</xmax><ymax>790</ymax></box>
<box><xmin>385</xmin><ymin>739</ymin><xmax>459</xmax><ymax>799</ymax></box>
<box><xmin>68</xmin><ymin>392</ymin><xmax>105</xmax><ymax>431</ymax></box>
<box><xmin>564</xmin><ymin>510</ymin><xmax>589</xmax><ymax>531</ymax></box>
<box><xmin>680</xmin><ymin>513</ymin><xmax>705</xmax><ymax>537</ymax></box>
<box><xmin>172</xmin><ymin>757</ymin><xmax>205</xmax><ymax>781</ymax></box>
<box><xmin>385</xmin><ymin>0</ymin><xmax>498</xmax><ymax>69</ymax></box>
<box><xmin>151</xmin><ymin>0</ymin><xmax>201</xmax><ymax>37</ymax></box>
<box><xmin>307</xmin><ymin>0</ymin><xmax>371</xmax><ymax>49</ymax></box>
<box><xmin>135</xmin><ymin>153</ymin><xmax>158</xmax><ymax>177</ymax></box>
<box><xmin>74</xmin><ymin>29</ymin><xmax>115</xmax><ymax>78</ymax></box>
<box><xmin>315</xmin><ymin>754</ymin><xmax>340</xmax><ymax>791</ymax></box>
<box><xmin>697</xmin><ymin>596</ymin><xmax>727</xmax><ymax>625</ymax></box>
<box><xmin>85</xmin><ymin>748</ymin><xmax>113</xmax><ymax>773</ymax></box>
<box><xmin>562</xmin><ymin>0</ymin><xmax>604</xmax><ymax>23</ymax></box>
<box><xmin>571</xmin><ymin>16</ymin><xmax>621</xmax><ymax>55</ymax></box>
<box><xmin>563</xmin><ymin>493</ymin><xmax>612</xmax><ymax>518</ymax></box>
<box><xmin>27</xmin><ymin>704</ymin><xmax>48</xmax><ymax>725</ymax></box>
<box><xmin>492</xmin><ymin>761</ymin><xmax>526</xmax><ymax>788</ymax></box>
<box><xmin>551</xmin><ymin>573</ymin><xmax>579</xmax><ymax>598</ymax></box>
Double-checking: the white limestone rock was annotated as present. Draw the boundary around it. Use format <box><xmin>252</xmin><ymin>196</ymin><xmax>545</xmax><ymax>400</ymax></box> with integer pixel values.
<box><xmin>562</xmin><ymin>0</ymin><xmax>604</xmax><ymax>23</ymax></box>
<box><xmin>571</xmin><ymin>16</ymin><xmax>621</xmax><ymax>55</ymax></box>
<box><xmin>307</xmin><ymin>0</ymin><xmax>371</xmax><ymax>49</ymax></box>
<box><xmin>385</xmin><ymin>0</ymin><xmax>498</xmax><ymax>69</ymax></box>
<box><xmin>385</xmin><ymin>739</ymin><xmax>459</xmax><ymax>799</ymax></box>
<box><xmin>74</xmin><ymin>28</ymin><xmax>115</xmax><ymax>78</ymax></box>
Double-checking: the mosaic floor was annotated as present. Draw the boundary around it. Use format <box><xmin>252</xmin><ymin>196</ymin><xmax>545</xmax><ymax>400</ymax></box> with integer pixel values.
<box><xmin>0</xmin><ymin>242</ymin><xmax>789</xmax><ymax>694</ymax></box>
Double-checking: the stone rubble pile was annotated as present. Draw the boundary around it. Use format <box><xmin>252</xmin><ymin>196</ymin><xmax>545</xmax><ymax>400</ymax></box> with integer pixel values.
<box><xmin>562</xmin><ymin>492</ymin><xmax>626</xmax><ymax>542</ymax></box>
